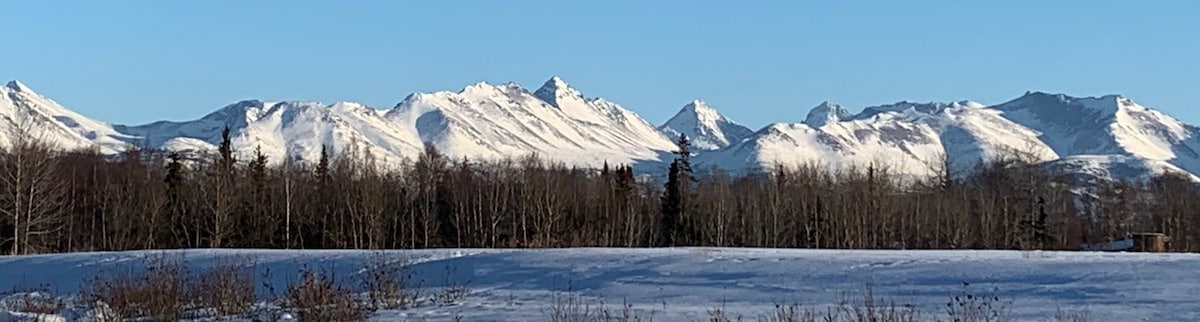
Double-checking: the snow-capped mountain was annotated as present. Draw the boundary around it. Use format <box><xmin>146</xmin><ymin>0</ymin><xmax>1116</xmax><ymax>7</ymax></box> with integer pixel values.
<box><xmin>658</xmin><ymin>100</ymin><xmax>753</xmax><ymax>150</ymax></box>
<box><xmin>386</xmin><ymin>78</ymin><xmax>675</xmax><ymax>169</ymax></box>
<box><xmin>697</xmin><ymin>99</ymin><xmax>1059</xmax><ymax>178</ymax></box>
<box><xmin>0</xmin><ymin>81</ymin><xmax>135</xmax><ymax>154</ymax></box>
<box><xmin>117</xmin><ymin>99</ymin><xmax>421</xmax><ymax>165</ymax></box>
<box><xmin>2</xmin><ymin>77</ymin><xmax>1199</xmax><ymax>183</ymax></box>
<box><xmin>993</xmin><ymin>92</ymin><xmax>1200</xmax><ymax>177</ymax></box>
<box><xmin>115</xmin><ymin>77</ymin><xmax>674</xmax><ymax>170</ymax></box>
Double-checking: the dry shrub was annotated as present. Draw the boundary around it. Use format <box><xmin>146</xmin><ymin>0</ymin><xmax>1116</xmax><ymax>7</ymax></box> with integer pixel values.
<box><xmin>596</xmin><ymin>299</ymin><xmax>654</xmax><ymax>322</ymax></box>
<box><xmin>545</xmin><ymin>293</ymin><xmax>653</xmax><ymax>322</ymax></box>
<box><xmin>360</xmin><ymin>251</ymin><xmax>421</xmax><ymax>311</ymax></box>
<box><xmin>190</xmin><ymin>256</ymin><xmax>256</xmax><ymax>317</ymax></box>
<box><xmin>10</xmin><ymin>292</ymin><xmax>65</xmax><ymax>319</ymax></box>
<box><xmin>433</xmin><ymin>265</ymin><xmax>472</xmax><ymax>306</ymax></box>
<box><xmin>835</xmin><ymin>286</ymin><xmax>919</xmax><ymax>322</ymax></box>
<box><xmin>1054</xmin><ymin>307</ymin><xmax>1089</xmax><ymax>322</ymax></box>
<box><xmin>82</xmin><ymin>253</ymin><xmax>187</xmax><ymax>322</ymax></box>
<box><xmin>758</xmin><ymin>303</ymin><xmax>822</xmax><ymax>322</ymax></box>
<box><xmin>550</xmin><ymin>283</ymin><xmax>1086</xmax><ymax>322</ymax></box>
<box><xmin>1</xmin><ymin>284</ymin><xmax>63</xmax><ymax>318</ymax></box>
<box><xmin>285</xmin><ymin>266</ymin><xmax>367</xmax><ymax>322</ymax></box>
<box><xmin>942</xmin><ymin>283</ymin><xmax>1009</xmax><ymax>322</ymax></box>
<box><xmin>545</xmin><ymin>293</ymin><xmax>595</xmax><ymax>322</ymax></box>
<box><xmin>706</xmin><ymin>304</ymin><xmax>742</xmax><ymax>322</ymax></box>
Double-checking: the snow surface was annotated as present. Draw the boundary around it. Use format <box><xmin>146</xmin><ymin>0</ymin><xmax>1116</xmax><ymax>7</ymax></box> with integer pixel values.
<box><xmin>0</xmin><ymin>248</ymin><xmax>1197</xmax><ymax>321</ymax></box>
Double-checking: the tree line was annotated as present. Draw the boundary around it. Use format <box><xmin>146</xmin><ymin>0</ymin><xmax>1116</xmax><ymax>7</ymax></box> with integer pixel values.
<box><xmin>1</xmin><ymin>124</ymin><xmax>1198</xmax><ymax>255</ymax></box>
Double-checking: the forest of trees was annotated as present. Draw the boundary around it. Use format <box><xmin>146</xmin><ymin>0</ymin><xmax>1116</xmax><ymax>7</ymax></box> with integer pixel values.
<box><xmin>1</xmin><ymin>125</ymin><xmax>1199</xmax><ymax>255</ymax></box>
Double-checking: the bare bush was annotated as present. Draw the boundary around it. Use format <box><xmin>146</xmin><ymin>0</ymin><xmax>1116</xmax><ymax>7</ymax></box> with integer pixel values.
<box><xmin>0</xmin><ymin>283</ymin><xmax>63</xmax><ymax>318</ymax></box>
<box><xmin>597</xmin><ymin>299</ymin><xmax>654</xmax><ymax>322</ymax></box>
<box><xmin>545</xmin><ymin>293</ymin><xmax>654</xmax><ymax>322</ymax></box>
<box><xmin>545</xmin><ymin>293</ymin><xmax>597</xmax><ymax>322</ymax></box>
<box><xmin>433</xmin><ymin>265</ymin><xmax>472</xmax><ymax>306</ymax></box>
<box><xmin>706</xmin><ymin>303</ymin><xmax>743</xmax><ymax>322</ymax></box>
<box><xmin>835</xmin><ymin>285</ymin><xmax>916</xmax><ymax>322</ymax></box>
<box><xmin>284</xmin><ymin>266</ymin><xmax>367</xmax><ymax>322</ymax></box>
<box><xmin>360</xmin><ymin>251</ymin><xmax>421</xmax><ymax>311</ymax></box>
<box><xmin>8</xmin><ymin>292</ymin><xmax>65</xmax><ymax>320</ymax></box>
<box><xmin>1054</xmin><ymin>307</ymin><xmax>1089</xmax><ymax>322</ymax></box>
<box><xmin>757</xmin><ymin>303</ymin><xmax>821</xmax><ymax>322</ymax></box>
<box><xmin>190</xmin><ymin>256</ymin><xmax>256</xmax><ymax>317</ymax></box>
<box><xmin>82</xmin><ymin>253</ymin><xmax>187</xmax><ymax>322</ymax></box>
<box><xmin>942</xmin><ymin>283</ymin><xmax>1009</xmax><ymax>322</ymax></box>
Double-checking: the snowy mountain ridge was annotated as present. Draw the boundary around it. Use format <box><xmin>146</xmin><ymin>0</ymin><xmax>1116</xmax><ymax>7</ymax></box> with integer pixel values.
<box><xmin>2</xmin><ymin>77</ymin><xmax>1198</xmax><ymax>182</ymax></box>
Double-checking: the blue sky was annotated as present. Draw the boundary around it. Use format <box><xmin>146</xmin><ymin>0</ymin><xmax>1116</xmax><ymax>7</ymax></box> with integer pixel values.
<box><xmin>2</xmin><ymin>1</ymin><xmax>1198</xmax><ymax>127</ymax></box>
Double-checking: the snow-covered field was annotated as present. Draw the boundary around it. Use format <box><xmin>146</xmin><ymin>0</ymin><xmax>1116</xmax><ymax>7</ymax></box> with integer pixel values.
<box><xmin>0</xmin><ymin>248</ymin><xmax>1197</xmax><ymax>321</ymax></box>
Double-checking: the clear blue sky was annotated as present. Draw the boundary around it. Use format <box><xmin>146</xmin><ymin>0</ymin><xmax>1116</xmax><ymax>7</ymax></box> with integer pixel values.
<box><xmin>2</xmin><ymin>1</ymin><xmax>1198</xmax><ymax>128</ymax></box>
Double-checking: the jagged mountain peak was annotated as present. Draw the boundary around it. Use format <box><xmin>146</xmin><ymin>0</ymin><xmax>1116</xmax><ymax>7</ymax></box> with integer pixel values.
<box><xmin>462</xmin><ymin>80</ymin><xmax>495</xmax><ymax>91</ymax></box>
<box><xmin>547</xmin><ymin>75</ymin><xmax>569</xmax><ymax>87</ymax></box>
<box><xmin>328</xmin><ymin>101</ymin><xmax>379</xmax><ymax>115</ymax></box>
<box><xmin>998</xmin><ymin>91</ymin><xmax>1129</xmax><ymax>114</ymax></box>
<box><xmin>191</xmin><ymin>100</ymin><xmax>276</xmax><ymax>130</ymax></box>
<box><xmin>804</xmin><ymin>101</ymin><xmax>851</xmax><ymax>128</ymax></box>
<box><xmin>459</xmin><ymin>80</ymin><xmax>525</xmax><ymax>95</ymax></box>
<box><xmin>210</xmin><ymin>99</ymin><xmax>267</xmax><ymax>116</ymax></box>
<box><xmin>4</xmin><ymin>80</ymin><xmax>33</xmax><ymax>93</ymax></box>
<box><xmin>534</xmin><ymin>76</ymin><xmax>585</xmax><ymax>108</ymax></box>
<box><xmin>1017</xmin><ymin>91</ymin><xmax>1126</xmax><ymax>102</ymax></box>
<box><xmin>680</xmin><ymin>99</ymin><xmax>724</xmax><ymax>122</ymax></box>
<box><xmin>659</xmin><ymin>100</ymin><xmax>753</xmax><ymax>150</ymax></box>
<box><xmin>849</xmin><ymin>100</ymin><xmax>985</xmax><ymax>122</ymax></box>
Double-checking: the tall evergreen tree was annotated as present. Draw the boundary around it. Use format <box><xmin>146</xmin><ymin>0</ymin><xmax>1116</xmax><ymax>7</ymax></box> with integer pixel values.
<box><xmin>659</xmin><ymin>134</ymin><xmax>694</xmax><ymax>247</ymax></box>
<box><xmin>316</xmin><ymin>145</ymin><xmax>331</xmax><ymax>181</ymax></box>
<box><xmin>203</xmin><ymin>125</ymin><xmax>238</xmax><ymax>248</ymax></box>
<box><xmin>164</xmin><ymin>151</ymin><xmax>187</xmax><ymax>248</ymax></box>
<box><xmin>243</xmin><ymin>145</ymin><xmax>272</xmax><ymax>247</ymax></box>
<box><xmin>307</xmin><ymin>145</ymin><xmax>332</xmax><ymax>249</ymax></box>
<box><xmin>218</xmin><ymin>124</ymin><xmax>234</xmax><ymax>168</ymax></box>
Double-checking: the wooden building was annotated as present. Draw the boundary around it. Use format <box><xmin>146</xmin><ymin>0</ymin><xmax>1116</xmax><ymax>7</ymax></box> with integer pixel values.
<box><xmin>1130</xmin><ymin>233</ymin><xmax>1168</xmax><ymax>252</ymax></box>
<box><xmin>1082</xmin><ymin>232</ymin><xmax>1169</xmax><ymax>252</ymax></box>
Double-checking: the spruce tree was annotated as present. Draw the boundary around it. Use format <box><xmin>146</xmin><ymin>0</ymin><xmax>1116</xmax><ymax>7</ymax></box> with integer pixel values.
<box><xmin>204</xmin><ymin>125</ymin><xmax>237</xmax><ymax>247</ymax></box>
<box><xmin>308</xmin><ymin>145</ymin><xmax>332</xmax><ymax>248</ymax></box>
<box><xmin>164</xmin><ymin>151</ymin><xmax>186</xmax><ymax>247</ymax></box>
<box><xmin>245</xmin><ymin>145</ymin><xmax>271</xmax><ymax>246</ymax></box>
<box><xmin>659</xmin><ymin>134</ymin><xmax>694</xmax><ymax>247</ymax></box>
<box><xmin>218</xmin><ymin>124</ymin><xmax>234</xmax><ymax>169</ymax></box>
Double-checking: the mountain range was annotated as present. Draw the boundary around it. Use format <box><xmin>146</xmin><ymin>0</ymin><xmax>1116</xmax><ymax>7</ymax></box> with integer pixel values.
<box><xmin>3</xmin><ymin>77</ymin><xmax>1199</xmax><ymax>182</ymax></box>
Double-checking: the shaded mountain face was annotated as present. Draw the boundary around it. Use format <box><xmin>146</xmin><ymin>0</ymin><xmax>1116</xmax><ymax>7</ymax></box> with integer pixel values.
<box><xmin>658</xmin><ymin>100</ymin><xmax>753</xmax><ymax>150</ymax></box>
<box><xmin>3</xmin><ymin>78</ymin><xmax>1198</xmax><ymax>182</ymax></box>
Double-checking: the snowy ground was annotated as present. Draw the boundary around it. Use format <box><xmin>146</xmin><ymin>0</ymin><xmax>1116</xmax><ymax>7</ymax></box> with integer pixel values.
<box><xmin>0</xmin><ymin>248</ymin><xmax>1197</xmax><ymax>321</ymax></box>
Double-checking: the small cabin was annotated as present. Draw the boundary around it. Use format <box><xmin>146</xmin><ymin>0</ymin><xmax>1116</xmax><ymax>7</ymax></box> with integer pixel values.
<box><xmin>1130</xmin><ymin>233</ymin><xmax>1169</xmax><ymax>252</ymax></box>
<box><xmin>1082</xmin><ymin>232</ymin><xmax>1170</xmax><ymax>253</ymax></box>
